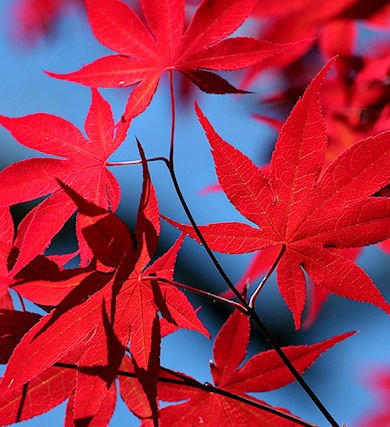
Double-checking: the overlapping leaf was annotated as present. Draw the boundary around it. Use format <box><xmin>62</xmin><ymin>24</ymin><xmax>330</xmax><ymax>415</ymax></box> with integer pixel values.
<box><xmin>166</xmin><ymin>59</ymin><xmax>390</xmax><ymax>328</ymax></box>
<box><xmin>0</xmin><ymin>309</ymin><xmax>83</xmax><ymax>426</ymax></box>
<box><xmin>47</xmin><ymin>0</ymin><xmax>307</xmax><ymax>121</ymax></box>
<box><xmin>12</xmin><ymin>256</ymin><xmax>94</xmax><ymax>307</ymax></box>
<box><xmin>67</xmin><ymin>303</ymin><xmax>122</xmax><ymax>426</ymax></box>
<box><xmin>0</xmin><ymin>155</ymin><xmax>208</xmax><ymax>402</ymax></box>
<box><xmin>0</xmin><ymin>362</ymin><xmax>78</xmax><ymax>426</ymax></box>
<box><xmin>0</xmin><ymin>88</ymin><xmax>129</xmax><ymax>273</ymax></box>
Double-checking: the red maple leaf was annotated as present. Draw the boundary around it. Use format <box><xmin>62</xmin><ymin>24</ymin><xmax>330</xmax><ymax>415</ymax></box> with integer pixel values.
<box><xmin>0</xmin><ymin>362</ymin><xmax>77</xmax><ymax>426</ymax></box>
<box><xmin>165</xmin><ymin>59</ymin><xmax>390</xmax><ymax>328</ymax></box>
<box><xmin>11</xmin><ymin>256</ymin><xmax>93</xmax><ymax>308</ymax></box>
<box><xmin>0</xmin><ymin>88</ymin><xmax>129</xmax><ymax>274</ymax></box>
<box><xmin>157</xmin><ymin>309</ymin><xmax>355</xmax><ymax>426</ymax></box>
<box><xmin>198</xmin><ymin>164</ymin><xmax>362</xmax><ymax>328</ymax></box>
<box><xmin>0</xmin><ymin>309</ymin><xmax>85</xmax><ymax>425</ymax></box>
<box><xmin>46</xmin><ymin>0</ymin><xmax>307</xmax><ymax>121</ymax></box>
<box><xmin>227</xmin><ymin>245</ymin><xmax>362</xmax><ymax>329</ymax></box>
<box><xmin>118</xmin><ymin>355</ymin><xmax>157</xmax><ymax>426</ymax></box>
<box><xmin>1</xmin><ymin>208</ymin><xmax>87</xmax><ymax>311</ymax></box>
<box><xmin>0</xmin><ymin>152</ymin><xmax>208</xmax><ymax>409</ymax></box>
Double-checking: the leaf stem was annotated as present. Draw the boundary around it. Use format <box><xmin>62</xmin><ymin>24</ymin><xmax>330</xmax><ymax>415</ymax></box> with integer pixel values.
<box><xmin>142</xmin><ymin>275</ymin><xmax>247</xmax><ymax>313</ymax></box>
<box><xmin>249</xmin><ymin>245</ymin><xmax>286</xmax><ymax>308</ymax></box>
<box><xmin>106</xmin><ymin>157</ymin><xmax>167</xmax><ymax>167</ymax></box>
<box><xmin>168</xmin><ymin>69</ymin><xmax>176</xmax><ymax>163</ymax></box>
<box><xmin>54</xmin><ymin>362</ymin><xmax>317</xmax><ymax>427</ymax></box>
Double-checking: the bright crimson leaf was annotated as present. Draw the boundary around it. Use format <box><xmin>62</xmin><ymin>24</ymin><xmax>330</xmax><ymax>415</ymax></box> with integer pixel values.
<box><xmin>165</xmin><ymin>60</ymin><xmax>390</xmax><ymax>328</ymax></box>
<box><xmin>0</xmin><ymin>166</ymin><xmax>207</xmax><ymax>396</ymax></box>
<box><xmin>158</xmin><ymin>309</ymin><xmax>355</xmax><ymax>426</ymax></box>
<box><xmin>12</xmin><ymin>255</ymin><xmax>93</xmax><ymax>306</ymax></box>
<box><xmin>0</xmin><ymin>341</ymin><xmax>82</xmax><ymax>426</ymax></box>
<box><xmin>46</xmin><ymin>0</ymin><xmax>307</xmax><ymax>121</ymax></box>
<box><xmin>0</xmin><ymin>364</ymin><xmax>77</xmax><ymax>426</ymax></box>
<box><xmin>0</xmin><ymin>88</ymin><xmax>129</xmax><ymax>274</ymax></box>
<box><xmin>71</xmin><ymin>304</ymin><xmax>122</xmax><ymax>427</ymax></box>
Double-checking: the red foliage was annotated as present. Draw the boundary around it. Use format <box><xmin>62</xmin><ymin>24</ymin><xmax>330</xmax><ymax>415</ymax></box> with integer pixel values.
<box><xmin>0</xmin><ymin>89</ymin><xmax>129</xmax><ymax>272</ymax></box>
<box><xmin>158</xmin><ymin>309</ymin><xmax>355</xmax><ymax>425</ymax></box>
<box><xmin>46</xmin><ymin>0</ymin><xmax>307</xmax><ymax>120</ymax></box>
<box><xmin>166</xmin><ymin>60</ymin><xmax>390</xmax><ymax>329</ymax></box>
<box><xmin>2</xmin><ymin>0</ymin><xmax>390</xmax><ymax>425</ymax></box>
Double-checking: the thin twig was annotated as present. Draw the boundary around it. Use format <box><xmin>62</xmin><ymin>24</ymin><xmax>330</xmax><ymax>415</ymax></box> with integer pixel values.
<box><xmin>249</xmin><ymin>245</ymin><xmax>286</xmax><ymax>308</ymax></box>
<box><xmin>53</xmin><ymin>362</ymin><xmax>317</xmax><ymax>427</ymax></box>
<box><xmin>142</xmin><ymin>275</ymin><xmax>247</xmax><ymax>313</ymax></box>
<box><xmin>106</xmin><ymin>156</ymin><xmax>167</xmax><ymax>167</ymax></box>
<box><xmin>168</xmin><ymin>69</ymin><xmax>176</xmax><ymax>163</ymax></box>
<box><xmin>109</xmin><ymin>71</ymin><xmax>339</xmax><ymax>427</ymax></box>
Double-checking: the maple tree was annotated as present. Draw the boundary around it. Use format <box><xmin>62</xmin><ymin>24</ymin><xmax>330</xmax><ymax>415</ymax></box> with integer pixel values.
<box><xmin>1</xmin><ymin>0</ymin><xmax>390</xmax><ymax>426</ymax></box>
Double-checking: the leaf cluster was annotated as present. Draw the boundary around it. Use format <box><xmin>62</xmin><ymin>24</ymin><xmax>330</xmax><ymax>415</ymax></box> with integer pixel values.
<box><xmin>2</xmin><ymin>0</ymin><xmax>390</xmax><ymax>425</ymax></box>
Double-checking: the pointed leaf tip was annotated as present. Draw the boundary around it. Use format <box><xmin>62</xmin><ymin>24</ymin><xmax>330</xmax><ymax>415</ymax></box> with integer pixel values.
<box><xmin>212</xmin><ymin>309</ymin><xmax>250</xmax><ymax>386</ymax></box>
<box><xmin>228</xmin><ymin>330</ymin><xmax>357</xmax><ymax>393</ymax></box>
